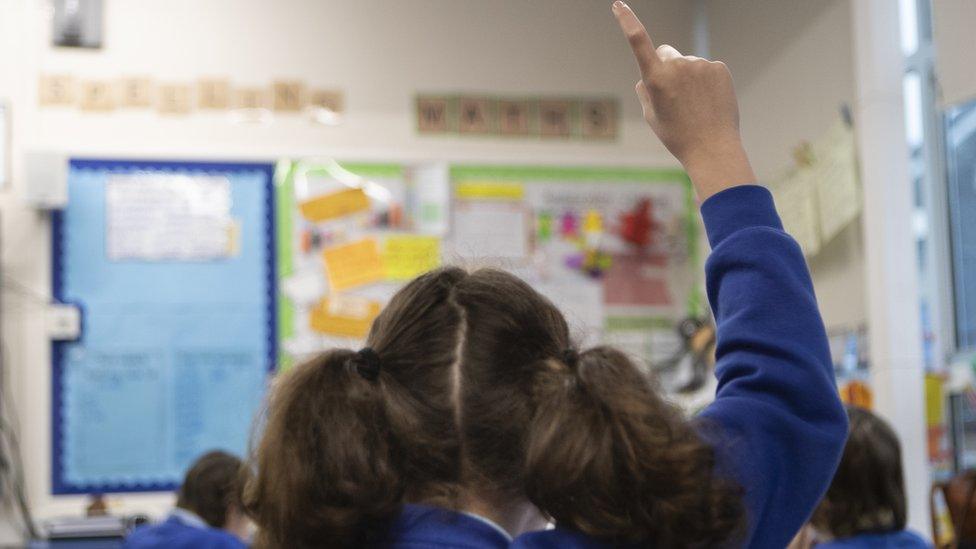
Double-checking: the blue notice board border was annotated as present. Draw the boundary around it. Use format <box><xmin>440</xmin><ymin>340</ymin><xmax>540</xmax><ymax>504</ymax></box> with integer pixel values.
<box><xmin>51</xmin><ymin>159</ymin><xmax>277</xmax><ymax>495</ymax></box>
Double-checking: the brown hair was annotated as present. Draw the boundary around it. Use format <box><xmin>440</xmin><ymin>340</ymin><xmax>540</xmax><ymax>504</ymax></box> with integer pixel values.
<box><xmin>177</xmin><ymin>450</ymin><xmax>244</xmax><ymax>529</ymax></box>
<box><xmin>244</xmin><ymin>267</ymin><xmax>745</xmax><ymax>547</ymax></box>
<box><xmin>812</xmin><ymin>406</ymin><xmax>906</xmax><ymax>538</ymax></box>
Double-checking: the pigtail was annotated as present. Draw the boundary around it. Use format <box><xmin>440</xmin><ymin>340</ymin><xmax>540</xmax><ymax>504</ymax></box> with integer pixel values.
<box><xmin>243</xmin><ymin>268</ymin><xmax>470</xmax><ymax>548</ymax></box>
<box><xmin>242</xmin><ymin>349</ymin><xmax>401</xmax><ymax>549</ymax></box>
<box><xmin>524</xmin><ymin>346</ymin><xmax>745</xmax><ymax>547</ymax></box>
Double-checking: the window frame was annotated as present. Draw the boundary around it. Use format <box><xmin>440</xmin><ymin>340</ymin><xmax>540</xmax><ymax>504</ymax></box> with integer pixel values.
<box><xmin>906</xmin><ymin>0</ymin><xmax>968</xmax><ymax>362</ymax></box>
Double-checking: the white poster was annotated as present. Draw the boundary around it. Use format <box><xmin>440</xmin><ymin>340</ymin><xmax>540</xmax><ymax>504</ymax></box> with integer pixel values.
<box><xmin>812</xmin><ymin>121</ymin><xmax>861</xmax><ymax>244</ymax></box>
<box><xmin>770</xmin><ymin>167</ymin><xmax>822</xmax><ymax>257</ymax></box>
<box><xmin>106</xmin><ymin>174</ymin><xmax>234</xmax><ymax>261</ymax></box>
<box><xmin>451</xmin><ymin>200</ymin><xmax>528</xmax><ymax>260</ymax></box>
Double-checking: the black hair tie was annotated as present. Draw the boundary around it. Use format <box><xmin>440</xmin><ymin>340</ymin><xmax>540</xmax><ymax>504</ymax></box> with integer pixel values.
<box><xmin>560</xmin><ymin>349</ymin><xmax>579</xmax><ymax>369</ymax></box>
<box><xmin>352</xmin><ymin>347</ymin><xmax>381</xmax><ymax>381</ymax></box>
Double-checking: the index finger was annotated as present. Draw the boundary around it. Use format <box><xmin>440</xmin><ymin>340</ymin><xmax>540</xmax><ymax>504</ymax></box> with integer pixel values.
<box><xmin>612</xmin><ymin>1</ymin><xmax>660</xmax><ymax>78</ymax></box>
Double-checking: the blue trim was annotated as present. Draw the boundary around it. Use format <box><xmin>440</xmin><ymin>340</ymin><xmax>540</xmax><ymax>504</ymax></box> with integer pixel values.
<box><xmin>50</xmin><ymin>208</ymin><xmax>65</xmax><ymax>495</ymax></box>
<box><xmin>68</xmin><ymin>158</ymin><xmax>276</xmax><ymax>172</ymax></box>
<box><xmin>51</xmin><ymin>159</ymin><xmax>277</xmax><ymax>495</ymax></box>
<box><xmin>261</xmin><ymin>163</ymin><xmax>278</xmax><ymax>373</ymax></box>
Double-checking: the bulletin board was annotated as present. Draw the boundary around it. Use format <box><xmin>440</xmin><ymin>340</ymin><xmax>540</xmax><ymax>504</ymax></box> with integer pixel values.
<box><xmin>276</xmin><ymin>160</ymin><xmax>440</xmax><ymax>365</ymax></box>
<box><xmin>52</xmin><ymin>159</ymin><xmax>276</xmax><ymax>494</ymax></box>
<box><xmin>277</xmin><ymin>160</ymin><xmax>699</xmax><ymax>374</ymax></box>
<box><xmin>449</xmin><ymin>165</ymin><xmax>700</xmax><ymax>366</ymax></box>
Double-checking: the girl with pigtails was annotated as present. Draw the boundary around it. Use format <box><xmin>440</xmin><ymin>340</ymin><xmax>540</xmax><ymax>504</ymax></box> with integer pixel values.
<box><xmin>241</xmin><ymin>3</ymin><xmax>848</xmax><ymax>548</ymax></box>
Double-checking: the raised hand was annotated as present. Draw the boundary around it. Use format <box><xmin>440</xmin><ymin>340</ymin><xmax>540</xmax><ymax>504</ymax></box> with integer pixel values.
<box><xmin>612</xmin><ymin>1</ymin><xmax>756</xmax><ymax>200</ymax></box>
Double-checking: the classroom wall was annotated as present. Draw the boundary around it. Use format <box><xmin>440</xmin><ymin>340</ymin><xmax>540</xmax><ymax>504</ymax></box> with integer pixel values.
<box><xmin>0</xmin><ymin>0</ymin><xmax>874</xmax><ymax>537</ymax></box>
<box><xmin>0</xmin><ymin>0</ymin><xmax>697</xmax><ymax>532</ymax></box>
<box><xmin>933</xmin><ymin>0</ymin><xmax>976</xmax><ymax>108</ymax></box>
<box><xmin>707</xmin><ymin>0</ymin><xmax>866</xmax><ymax>331</ymax></box>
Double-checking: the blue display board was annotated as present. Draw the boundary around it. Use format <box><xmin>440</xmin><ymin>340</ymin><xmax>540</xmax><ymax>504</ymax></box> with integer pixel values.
<box><xmin>52</xmin><ymin>159</ymin><xmax>276</xmax><ymax>494</ymax></box>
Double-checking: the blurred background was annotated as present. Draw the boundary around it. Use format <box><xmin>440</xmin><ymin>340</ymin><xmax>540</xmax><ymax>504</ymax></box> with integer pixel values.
<box><xmin>0</xmin><ymin>0</ymin><xmax>975</xmax><ymax>546</ymax></box>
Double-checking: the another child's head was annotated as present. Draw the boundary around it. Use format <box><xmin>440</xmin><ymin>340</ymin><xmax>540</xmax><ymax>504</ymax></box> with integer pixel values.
<box><xmin>177</xmin><ymin>450</ymin><xmax>248</xmax><ymax>537</ymax></box>
<box><xmin>812</xmin><ymin>406</ymin><xmax>906</xmax><ymax>539</ymax></box>
<box><xmin>243</xmin><ymin>267</ymin><xmax>744</xmax><ymax>547</ymax></box>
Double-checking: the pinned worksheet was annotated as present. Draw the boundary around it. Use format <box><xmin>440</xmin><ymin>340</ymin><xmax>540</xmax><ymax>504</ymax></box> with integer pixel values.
<box><xmin>383</xmin><ymin>235</ymin><xmax>441</xmax><ymax>280</ymax></box>
<box><xmin>106</xmin><ymin>174</ymin><xmax>235</xmax><ymax>261</ymax></box>
<box><xmin>299</xmin><ymin>187</ymin><xmax>370</xmax><ymax>222</ymax></box>
<box><xmin>309</xmin><ymin>296</ymin><xmax>382</xmax><ymax>339</ymax></box>
<box><xmin>322</xmin><ymin>238</ymin><xmax>386</xmax><ymax>291</ymax></box>
<box><xmin>452</xmin><ymin>181</ymin><xmax>528</xmax><ymax>260</ymax></box>
<box><xmin>770</xmin><ymin>167</ymin><xmax>822</xmax><ymax>257</ymax></box>
<box><xmin>812</xmin><ymin>120</ymin><xmax>861</xmax><ymax>244</ymax></box>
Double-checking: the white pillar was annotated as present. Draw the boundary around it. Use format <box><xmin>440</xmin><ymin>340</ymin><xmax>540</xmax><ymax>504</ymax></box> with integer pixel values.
<box><xmin>852</xmin><ymin>0</ymin><xmax>931</xmax><ymax>538</ymax></box>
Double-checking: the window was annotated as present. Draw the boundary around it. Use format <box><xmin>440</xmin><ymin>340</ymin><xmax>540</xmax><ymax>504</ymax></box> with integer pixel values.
<box><xmin>902</xmin><ymin>0</ymin><xmax>944</xmax><ymax>367</ymax></box>
<box><xmin>946</xmin><ymin>99</ymin><xmax>976</xmax><ymax>349</ymax></box>
<box><xmin>900</xmin><ymin>0</ymin><xmax>920</xmax><ymax>56</ymax></box>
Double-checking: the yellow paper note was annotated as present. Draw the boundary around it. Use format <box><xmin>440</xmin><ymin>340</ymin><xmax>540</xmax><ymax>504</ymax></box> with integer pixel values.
<box><xmin>925</xmin><ymin>373</ymin><xmax>945</xmax><ymax>427</ymax></box>
<box><xmin>769</xmin><ymin>167</ymin><xmax>821</xmax><ymax>257</ymax></box>
<box><xmin>384</xmin><ymin>236</ymin><xmax>441</xmax><ymax>280</ymax></box>
<box><xmin>812</xmin><ymin>120</ymin><xmax>861</xmax><ymax>244</ymax></box>
<box><xmin>299</xmin><ymin>188</ymin><xmax>370</xmax><ymax>222</ymax></box>
<box><xmin>323</xmin><ymin>239</ymin><xmax>386</xmax><ymax>291</ymax></box>
<box><xmin>309</xmin><ymin>296</ymin><xmax>382</xmax><ymax>339</ymax></box>
<box><xmin>455</xmin><ymin>182</ymin><xmax>524</xmax><ymax>200</ymax></box>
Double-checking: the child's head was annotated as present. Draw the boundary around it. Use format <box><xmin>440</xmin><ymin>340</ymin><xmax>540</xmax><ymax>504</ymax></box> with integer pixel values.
<box><xmin>177</xmin><ymin>450</ymin><xmax>245</xmax><ymax>531</ymax></box>
<box><xmin>244</xmin><ymin>267</ymin><xmax>744</xmax><ymax>547</ymax></box>
<box><xmin>812</xmin><ymin>406</ymin><xmax>906</xmax><ymax>539</ymax></box>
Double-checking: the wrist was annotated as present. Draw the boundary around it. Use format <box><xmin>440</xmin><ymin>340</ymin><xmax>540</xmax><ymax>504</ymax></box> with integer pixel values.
<box><xmin>681</xmin><ymin>137</ymin><xmax>756</xmax><ymax>202</ymax></box>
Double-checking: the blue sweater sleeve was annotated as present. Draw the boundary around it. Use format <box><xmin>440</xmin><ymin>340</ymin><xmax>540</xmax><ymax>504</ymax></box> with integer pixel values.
<box><xmin>697</xmin><ymin>185</ymin><xmax>848</xmax><ymax>548</ymax></box>
<box><xmin>510</xmin><ymin>185</ymin><xmax>847</xmax><ymax>549</ymax></box>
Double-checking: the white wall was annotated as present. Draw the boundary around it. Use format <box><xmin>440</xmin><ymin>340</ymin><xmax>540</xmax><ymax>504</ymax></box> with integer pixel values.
<box><xmin>0</xmin><ymin>0</ymin><xmax>696</xmax><ymax>538</ymax></box>
<box><xmin>14</xmin><ymin>0</ymin><xmax>698</xmax><ymax>162</ymax></box>
<box><xmin>708</xmin><ymin>0</ymin><xmax>866</xmax><ymax>330</ymax></box>
<box><xmin>933</xmin><ymin>0</ymin><xmax>976</xmax><ymax>108</ymax></box>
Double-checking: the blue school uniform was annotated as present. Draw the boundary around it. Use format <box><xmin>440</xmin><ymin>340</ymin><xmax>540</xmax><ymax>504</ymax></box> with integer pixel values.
<box><xmin>512</xmin><ymin>185</ymin><xmax>848</xmax><ymax>549</ymax></box>
<box><xmin>815</xmin><ymin>530</ymin><xmax>932</xmax><ymax>548</ymax></box>
<box><xmin>123</xmin><ymin>508</ymin><xmax>245</xmax><ymax>549</ymax></box>
<box><xmin>380</xmin><ymin>504</ymin><xmax>512</xmax><ymax>548</ymax></box>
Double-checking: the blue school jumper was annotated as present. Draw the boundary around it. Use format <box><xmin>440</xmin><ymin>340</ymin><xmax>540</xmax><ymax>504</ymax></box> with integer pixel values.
<box><xmin>381</xmin><ymin>504</ymin><xmax>512</xmax><ymax>548</ymax></box>
<box><xmin>815</xmin><ymin>530</ymin><xmax>932</xmax><ymax>548</ymax></box>
<box><xmin>123</xmin><ymin>509</ymin><xmax>245</xmax><ymax>549</ymax></box>
<box><xmin>512</xmin><ymin>185</ymin><xmax>848</xmax><ymax>549</ymax></box>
